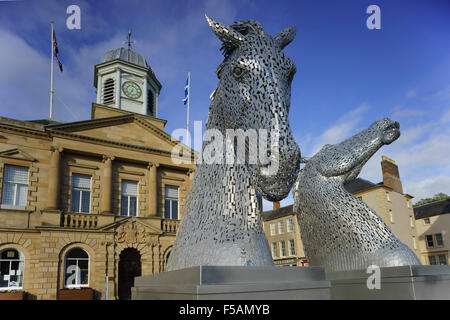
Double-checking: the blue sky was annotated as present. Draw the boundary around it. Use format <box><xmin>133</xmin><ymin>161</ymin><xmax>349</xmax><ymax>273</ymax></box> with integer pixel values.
<box><xmin>0</xmin><ymin>0</ymin><xmax>449</xmax><ymax>210</ymax></box>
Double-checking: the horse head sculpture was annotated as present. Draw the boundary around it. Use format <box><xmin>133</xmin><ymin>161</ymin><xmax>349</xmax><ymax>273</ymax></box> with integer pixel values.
<box><xmin>294</xmin><ymin>118</ymin><xmax>420</xmax><ymax>272</ymax></box>
<box><xmin>205</xmin><ymin>16</ymin><xmax>300</xmax><ymax>201</ymax></box>
<box><xmin>166</xmin><ymin>17</ymin><xmax>300</xmax><ymax>271</ymax></box>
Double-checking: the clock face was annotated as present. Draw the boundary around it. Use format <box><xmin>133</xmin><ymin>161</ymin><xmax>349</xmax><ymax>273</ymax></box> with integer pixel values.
<box><xmin>122</xmin><ymin>81</ymin><xmax>142</xmax><ymax>99</ymax></box>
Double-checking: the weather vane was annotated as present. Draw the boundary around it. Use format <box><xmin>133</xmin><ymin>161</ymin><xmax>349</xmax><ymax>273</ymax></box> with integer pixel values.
<box><xmin>123</xmin><ymin>29</ymin><xmax>136</xmax><ymax>50</ymax></box>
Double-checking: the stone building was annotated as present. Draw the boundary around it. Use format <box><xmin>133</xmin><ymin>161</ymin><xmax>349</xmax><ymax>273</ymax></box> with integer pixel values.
<box><xmin>0</xmin><ymin>47</ymin><xmax>195</xmax><ymax>299</ymax></box>
<box><xmin>262</xmin><ymin>203</ymin><xmax>307</xmax><ymax>267</ymax></box>
<box><xmin>263</xmin><ymin>155</ymin><xmax>420</xmax><ymax>265</ymax></box>
<box><xmin>413</xmin><ymin>198</ymin><xmax>450</xmax><ymax>265</ymax></box>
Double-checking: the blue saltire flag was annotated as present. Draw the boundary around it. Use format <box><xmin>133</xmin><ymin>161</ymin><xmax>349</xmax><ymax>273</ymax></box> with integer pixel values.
<box><xmin>182</xmin><ymin>75</ymin><xmax>189</xmax><ymax>105</ymax></box>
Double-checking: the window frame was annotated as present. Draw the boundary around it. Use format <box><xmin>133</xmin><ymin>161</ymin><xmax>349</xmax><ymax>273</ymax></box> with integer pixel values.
<box><xmin>269</xmin><ymin>223</ymin><xmax>276</xmax><ymax>236</ymax></box>
<box><xmin>280</xmin><ymin>240</ymin><xmax>286</xmax><ymax>257</ymax></box>
<box><xmin>1</xmin><ymin>164</ymin><xmax>29</xmax><ymax>210</ymax></box>
<box><xmin>435</xmin><ymin>233</ymin><xmax>444</xmax><ymax>247</ymax></box>
<box><xmin>164</xmin><ymin>185</ymin><xmax>179</xmax><ymax>220</ymax></box>
<box><xmin>0</xmin><ymin>249</ymin><xmax>24</xmax><ymax>291</ymax></box>
<box><xmin>288</xmin><ymin>239</ymin><xmax>296</xmax><ymax>256</ymax></box>
<box><xmin>69</xmin><ymin>173</ymin><xmax>92</xmax><ymax>214</ymax></box>
<box><xmin>426</xmin><ymin>234</ymin><xmax>434</xmax><ymax>248</ymax></box>
<box><xmin>64</xmin><ymin>248</ymin><xmax>90</xmax><ymax>289</ymax></box>
<box><xmin>120</xmin><ymin>180</ymin><xmax>138</xmax><ymax>217</ymax></box>
<box><xmin>278</xmin><ymin>221</ymin><xmax>284</xmax><ymax>234</ymax></box>
<box><xmin>287</xmin><ymin>218</ymin><xmax>294</xmax><ymax>233</ymax></box>
<box><xmin>271</xmin><ymin>242</ymin><xmax>277</xmax><ymax>258</ymax></box>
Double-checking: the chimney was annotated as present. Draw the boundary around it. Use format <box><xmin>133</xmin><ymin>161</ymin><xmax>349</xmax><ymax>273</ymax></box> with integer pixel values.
<box><xmin>273</xmin><ymin>201</ymin><xmax>280</xmax><ymax>211</ymax></box>
<box><xmin>381</xmin><ymin>156</ymin><xmax>403</xmax><ymax>194</ymax></box>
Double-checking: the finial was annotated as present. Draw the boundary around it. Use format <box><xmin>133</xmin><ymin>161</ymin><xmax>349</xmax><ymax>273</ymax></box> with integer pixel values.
<box><xmin>123</xmin><ymin>28</ymin><xmax>136</xmax><ymax>50</ymax></box>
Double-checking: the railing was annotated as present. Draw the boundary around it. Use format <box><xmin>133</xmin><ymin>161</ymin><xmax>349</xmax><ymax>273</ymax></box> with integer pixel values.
<box><xmin>61</xmin><ymin>213</ymin><xmax>98</xmax><ymax>229</ymax></box>
<box><xmin>162</xmin><ymin>219</ymin><xmax>179</xmax><ymax>233</ymax></box>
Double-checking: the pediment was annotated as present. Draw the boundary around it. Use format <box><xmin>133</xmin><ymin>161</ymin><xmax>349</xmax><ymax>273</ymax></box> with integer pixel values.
<box><xmin>0</xmin><ymin>148</ymin><xmax>36</xmax><ymax>162</ymax></box>
<box><xmin>100</xmin><ymin>216</ymin><xmax>163</xmax><ymax>235</ymax></box>
<box><xmin>47</xmin><ymin>115</ymin><xmax>187</xmax><ymax>154</ymax></box>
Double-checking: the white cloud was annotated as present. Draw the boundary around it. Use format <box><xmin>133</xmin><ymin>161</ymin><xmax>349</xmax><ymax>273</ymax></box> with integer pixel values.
<box><xmin>404</xmin><ymin>176</ymin><xmax>450</xmax><ymax>203</ymax></box>
<box><xmin>309</xmin><ymin>104</ymin><xmax>369</xmax><ymax>155</ymax></box>
<box><xmin>391</xmin><ymin>105</ymin><xmax>425</xmax><ymax>118</ymax></box>
<box><xmin>0</xmin><ymin>28</ymin><xmax>49</xmax><ymax>119</ymax></box>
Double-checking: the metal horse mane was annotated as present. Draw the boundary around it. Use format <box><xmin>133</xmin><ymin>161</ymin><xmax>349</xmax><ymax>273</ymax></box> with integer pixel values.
<box><xmin>167</xmin><ymin>16</ymin><xmax>300</xmax><ymax>271</ymax></box>
<box><xmin>293</xmin><ymin>118</ymin><xmax>420</xmax><ymax>272</ymax></box>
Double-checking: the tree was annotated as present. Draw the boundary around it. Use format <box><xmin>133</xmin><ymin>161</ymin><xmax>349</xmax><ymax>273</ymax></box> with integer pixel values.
<box><xmin>413</xmin><ymin>193</ymin><xmax>450</xmax><ymax>207</ymax></box>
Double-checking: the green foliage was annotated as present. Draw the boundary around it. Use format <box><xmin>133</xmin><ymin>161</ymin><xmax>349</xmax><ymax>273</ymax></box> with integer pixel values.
<box><xmin>413</xmin><ymin>193</ymin><xmax>450</xmax><ymax>207</ymax></box>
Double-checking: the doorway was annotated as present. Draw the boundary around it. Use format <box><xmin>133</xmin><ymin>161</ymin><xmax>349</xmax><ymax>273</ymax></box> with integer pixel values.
<box><xmin>118</xmin><ymin>248</ymin><xmax>141</xmax><ymax>300</ymax></box>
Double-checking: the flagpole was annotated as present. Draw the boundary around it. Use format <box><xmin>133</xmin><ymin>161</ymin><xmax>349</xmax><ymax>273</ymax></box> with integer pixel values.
<box><xmin>186</xmin><ymin>71</ymin><xmax>190</xmax><ymax>144</ymax></box>
<box><xmin>50</xmin><ymin>21</ymin><xmax>54</xmax><ymax>120</ymax></box>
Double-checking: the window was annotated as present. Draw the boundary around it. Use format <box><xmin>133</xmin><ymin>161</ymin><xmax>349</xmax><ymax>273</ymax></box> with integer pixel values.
<box><xmin>271</xmin><ymin>242</ymin><xmax>277</xmax><ymax>258</ymax></box>
<box><xmin>424</xmin><ymin>218</ymin><xmax>431</xmax><ymax>225</ymax></box>
<box><xmin>1</xmin><ymin>165</ymin><xmax>28</xmax><ymax>209</ymax></box>
<box><xmin>289</xmin><ymin>239</ymin><xmax>296</xmax><ymax>256</ymax></box>
<box><xmin>280</xmin><ymin>241</ymin><xmax>286</xmax><ymax>257</ymax></box>
<box><xmin>385</xmin><ymin>192</ymin><xmax>391</xmax><ymax>201</ymax></box>
<box><xmin>103</xmin><ymin>78</ymin><xmax>115</xmax><ymax>104</ymax></box>
<box><xmin>121</xmin><ymin>180</ymin><xmax>138</xmax><ymax>217</ymax></box>
<box><xmin>70</xmin><ymin>174</ymin><xmax>91</xmax><ymax>213</ymax></box>
<box><xmin>278</xmin><ymin>221</ymin><xmax>284</xmax><ymax>234</ymax></box>
<box><xmin>410</xmin><ymin>216</ymin><xmax>415</xmax><ymax>228</ymax></box>
<box><xmin>428</xmin><ymin>255</ymin><xmax>437</xmax><ymax>265</ymax></box>
<box><xmin>64</xmin><ymin>248</ymin><xmax>89</xmax><ymax>288</ymax></box>
<box><xmin>269</xmin><ymin>223</ymin><xmax>276</xmax><ymax>236</ymax></box>
<box><xmin>407</xmin><ymin>200</ymin><xmax>412</xmax><ymax>208</ymax></box>
<box><xmin>438</xmin><ymin>255</ymin><xmax>447</xmax><ymax>265</ymax></box>
<box><xmin>389</xmin><ymin>210</ymin><xmax>394</xmax><ymax>223</ymax></box>
<box><xmin>287</xmin><ymin>218</ymin><xmax>294</xmax><ymax>232</ymax></box>
<box><xmin>0</xmin><ymin>249</ymin><xmax>24</xmax><ymax>290</ymax></box>
<box><xmin>426</xmin><ymin>235</ymin><xmax>434</xmax><ymax>248</ymax></box>
<box><xmin>435</xmin><ymin>233</ymin><xmax>444</xmax><ymax>247</ymax></box>
<box><xmin>164</xmin><ymin>186</ymin><xmax>179</xmax><ymax>220</ymax></box>
<box><xmin>428</xmin><ymin>254</ymin><xmax>447</xmax><ymax>266</ymax></box>
<box><xmin>426</xmin><ymin>234</ymin><xmax>444</xmax><ymax>248</ymax></box>
<box><xmin>413</xmin><ymin>236</ymin><xmax>417</xmax><ymax>250</ymax></box>
<box><xmin>147</xmin><ymin>89</ymin><xmax>154</xmax><ymax>116</ymax></box>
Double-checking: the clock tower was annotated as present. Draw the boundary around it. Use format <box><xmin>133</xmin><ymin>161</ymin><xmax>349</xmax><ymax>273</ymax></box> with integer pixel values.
<box><xmin>94</xmin><ymin>45</ymin><xmax>162</xmax><ymax>117</ymax></box>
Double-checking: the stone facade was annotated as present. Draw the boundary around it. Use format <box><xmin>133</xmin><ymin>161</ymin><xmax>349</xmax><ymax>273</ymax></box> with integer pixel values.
<box><xmin>0</xmin><ymin>103</ymin><xmax>195</xmax><ymax>299</ymax></box>
<box><xmin>414</xmin><ymin>199</ymin><xmax>450</xmax><ymax>265</ymax></box>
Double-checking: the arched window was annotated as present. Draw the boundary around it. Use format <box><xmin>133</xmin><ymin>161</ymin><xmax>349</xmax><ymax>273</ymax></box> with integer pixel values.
<box><xmin>103</xmin><ymin>78</ymin><xmax>115</xmax><ymax>104</ymax></box>
<box><xmin>64</xmin><ymin>248</ymin><xmax>89</xmax><ymax>288</ymax></box>
<box><xmin>147</xmin><ymin>89</ymin><xmax>154</xmax><ymax>116</ymax></box>
<box><xmin>0</xmin><ymin>249</ymin><xmax>24</xmax><ymax>289</ymax></box>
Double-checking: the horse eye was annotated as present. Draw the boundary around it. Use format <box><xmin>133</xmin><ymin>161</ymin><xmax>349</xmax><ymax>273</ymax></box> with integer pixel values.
<box><xmin>232</xmin><ymin>66</ymin><xmax>244</xmax><ymax>78</ymax></box>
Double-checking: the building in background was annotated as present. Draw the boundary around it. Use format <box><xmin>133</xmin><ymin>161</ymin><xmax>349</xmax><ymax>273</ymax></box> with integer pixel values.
<box><xmin>262</xmin><ymin>203</ymin><xmax>308</xmax><ymax>267</ymax></box>
<box><xmin>343</xmin><ymin>156</ymin><xmax>420</xmax><ymax>258</ymax></box>
<box><xmin>263</xmin><ymin>156</ymin><xmax>421</xmax><ymax>265</ymax></box>
<box><xmin>0</xmin><ymin>47</ymin><xmax>195</xmax><ymax>300</ymax></box>
<box><xmin>413</xmin><ymin>199</ymin><xmax>450</xmax><ymax>265</ymax></box>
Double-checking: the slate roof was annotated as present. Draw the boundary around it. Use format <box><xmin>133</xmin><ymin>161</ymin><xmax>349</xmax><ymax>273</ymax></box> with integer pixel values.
<box><xmin>413</xmin><ymin>198</ymin><xmax>450</xmax><ymax>220</ymax></box>
<box><xmin>263</xmin><ymin>204</ymin><xmax>294</xmax><ymax>222</ymax></box>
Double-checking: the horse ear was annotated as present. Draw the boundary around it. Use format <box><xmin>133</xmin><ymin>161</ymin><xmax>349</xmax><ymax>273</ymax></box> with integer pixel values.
<box><xmin>205</xmin><ymin>14</ymin><xmax>244</xmax><ymax>48</ymax></box>
<box><xmin>274</xmin><ymin>26</ymin><xmax>296</xmax><ymax>49</ymax></box>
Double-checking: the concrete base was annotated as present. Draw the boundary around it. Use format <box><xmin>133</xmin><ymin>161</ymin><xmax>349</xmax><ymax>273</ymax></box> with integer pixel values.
<box><xmin>327</xmin><ymin>265</ymin><xmax>450</xmax><ymax>300</ymax></box>
<box><xmin>132</xmin><ymin>266</ymin><xmax>331</xmax><ymax>300</ymax></box>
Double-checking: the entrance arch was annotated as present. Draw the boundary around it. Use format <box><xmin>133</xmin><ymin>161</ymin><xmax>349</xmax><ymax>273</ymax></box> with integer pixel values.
<box><xmin>118</xmin><ymin>248</ymin><xmax>141</xmax><ymax>300</ymax></box>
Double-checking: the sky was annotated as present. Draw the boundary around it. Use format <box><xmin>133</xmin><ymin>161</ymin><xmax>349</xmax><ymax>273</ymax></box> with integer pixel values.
<box><xmin>0</xmin><ymin>0</ymin><xmax>449</xmax><ymax>211</ymax></box>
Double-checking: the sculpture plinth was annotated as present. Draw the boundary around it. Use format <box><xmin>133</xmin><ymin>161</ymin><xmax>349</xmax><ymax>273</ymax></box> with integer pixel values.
<box><xmin>327</xmin><ymin>265</ymin><xmax>450</xmax><ymax>300</ymax></box>
<box><xmin>132</xmin><ymin>266</ymin><xmax>330</xmax><ymax>300</ymax></box>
